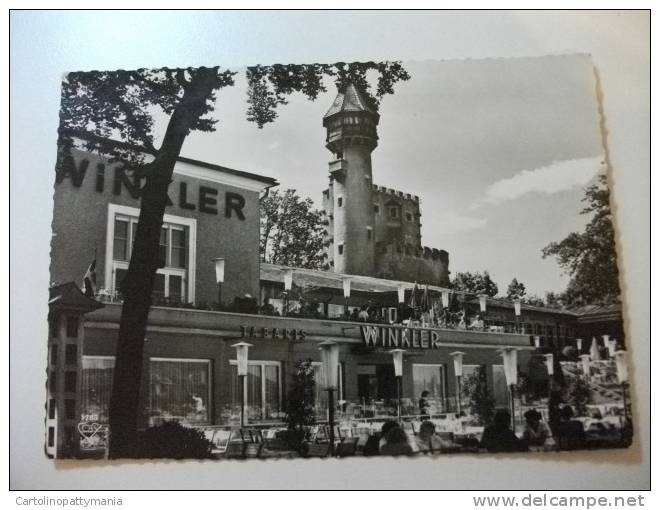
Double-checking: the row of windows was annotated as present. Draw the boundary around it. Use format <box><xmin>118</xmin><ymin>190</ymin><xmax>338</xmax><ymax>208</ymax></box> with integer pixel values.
<box><xmin>79</xmin><ymin>357</ymin><xmax>345</xmax><ymax>426</ymax></box>
<box><xmin>335</xmin><ymin>198</ymin><xmax>415</xmax><ymax>223</ymax></box>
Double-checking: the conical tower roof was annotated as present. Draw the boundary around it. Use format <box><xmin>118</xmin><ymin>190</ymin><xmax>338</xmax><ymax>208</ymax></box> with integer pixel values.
<box><xmin>324</xmin><ymin>83</ymin><xmax>377</xmax><ymax>118</ymax></box>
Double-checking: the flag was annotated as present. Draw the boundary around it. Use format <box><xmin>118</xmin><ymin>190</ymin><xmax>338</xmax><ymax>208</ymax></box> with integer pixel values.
<box><xmin>420</xmin><ymin>285</ymin><xmax>430</xmax><ymax>312</ymax></box>
<box><xmin>83</xmin><ymin>259</ymin><xmax>97</xmax><ymax>298</ymax></box>
<box><xmin>408</xmin><ymin>282</ymin><xmax>418</xmax><ymax>308</ymax></box>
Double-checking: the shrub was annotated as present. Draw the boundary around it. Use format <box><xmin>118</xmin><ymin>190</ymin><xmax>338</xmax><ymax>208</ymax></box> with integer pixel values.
<box><xmin>136</xmin><ymin>421</ymin><xmax>213</xmax><ymax>459</ymax></box>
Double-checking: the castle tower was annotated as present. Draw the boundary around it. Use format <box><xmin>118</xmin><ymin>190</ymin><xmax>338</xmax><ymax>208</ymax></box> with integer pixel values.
<box><xmin>323</xmin><ymin>84</ymin><xmax>379</xmax><ymax>276</ymax></box>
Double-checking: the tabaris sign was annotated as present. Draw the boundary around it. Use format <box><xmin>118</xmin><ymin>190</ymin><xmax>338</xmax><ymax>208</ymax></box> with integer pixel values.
<box><xmin>240</xmin><ymin>325</ymin><xmax>306</xmax><ymax>342</ymax></box>
<box><xmin>360</xmin><ymin>325</ymin><xmax>445</xmax><ymax>350</ymax></box>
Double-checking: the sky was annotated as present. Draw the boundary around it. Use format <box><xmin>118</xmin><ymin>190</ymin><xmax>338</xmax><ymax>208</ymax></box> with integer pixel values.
<box><xmin>176</xmin><ymin>55</ymin><xmax>605</xmax><ymax>297</ymax></box>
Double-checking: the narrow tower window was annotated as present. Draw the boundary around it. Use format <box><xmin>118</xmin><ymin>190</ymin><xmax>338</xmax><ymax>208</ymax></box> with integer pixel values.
<box><xmin>374</xmin><ymin>204</ymin><xmax>380</xmax><ymax>215</ymax></box>
<box><xmin>338</xmin><ymin>244</ymin><xmax>344</xmax><ymax>255</ymax></box>
<box><xmin>337</xmin><ymin>197</ymin><xmax>343</xmax><ymax>207</ymax></box>
<box><xmin>366</xmin><ymin>227</ymin><xmax>373</xmax><ymax>240</ymax></box>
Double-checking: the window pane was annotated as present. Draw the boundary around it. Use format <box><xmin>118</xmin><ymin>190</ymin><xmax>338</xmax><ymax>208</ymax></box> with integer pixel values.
<box><xmin>246</xmin><ymin>365</ymin><xmax>263</xmax><ymax>421</ymax></box>
<box><xmin>412</xmin><ymin>365</ymin><xmax>445</xmax><ymax>413</ymax></box>
<box><xmin>115</xmin><ymin>268</ymin><xmax>128</xmax><ymax>297</ymax></box>
<box><xmin>65</xmin><ymin>344</ymin><xmax>77</xmax><ymax>365</ymax></box>
<box><xmin>64</xmin><ymin>371</ymin><xmax>77</xmax><ymax>393</ymax></box>
<box><xmin>50</xmin><ymin>344</ymin><xmax>58</xmax><ymax>366</ymax></box>
<box><xmin>152</xmin><ymin>273</ymin><xmax>165</xmax><ymax>301</ymax></box>
<box><xmin>171</xmin><ymin>229</ymin><xmax>186</xmax><ymax>268</ymax></box>
<box><xmin>159</xmin><ymin>228</ymin><xmax>168</xmax><ymax>266</ymax></box>
<box><xmin>113</xmin><ymin>219</ymin><xmax>129</xmax><ymax>260</ymax></box>
<box><xmin>81</xmin><ymin>357</ymin><xmax>114</xmax><ymax>423</ymax></box>
<box><xmin>264</xmin><ymin>365</ymin><xmax>280</xmax><ymax>419</ymax></box>
<box><xmin>169</xmin><ymin>274</ymin><xmax>183</xmax><ymax>303</ymax></box>
<box><xmin>148</xmin><ymin>359</ymin><xmax>210</xmax><ymax>426</ymax></box>
<box><xmin>65</xmin><ymin>399</ymin><xmax>76</xmax><ymax>419</ymax></box>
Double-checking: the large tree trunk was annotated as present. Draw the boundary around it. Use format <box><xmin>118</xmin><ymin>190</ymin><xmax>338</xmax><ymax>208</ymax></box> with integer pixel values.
<box><xmin>108</xmin><ymin>70</ymin><xmax>219</xmax><ymax>458</ymax></box>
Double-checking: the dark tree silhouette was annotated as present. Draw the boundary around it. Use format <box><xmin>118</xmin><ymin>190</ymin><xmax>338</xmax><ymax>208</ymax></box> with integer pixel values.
<box><xmin>57</xmin><ymin>62</ymin><xmax>410</xmax><ymax>458</ymax></box>
<box><xmin>260</xmin><ymin>189</ymin><xmax>329</xmax><ymax>270</ymax></box>
<box><xmin>451</xmin><ymin>271</ymin><xmax>499</xmax><ymax>297</ymax></box>
<box><xmin>542</xmin><ymin>174</ymin><xmax>621</xmax><ymax>306</ymax></box>
<box><xmin>506</xmin><ymin>278</ymin><xmax>526</xmax><ymax>300</ymax></box>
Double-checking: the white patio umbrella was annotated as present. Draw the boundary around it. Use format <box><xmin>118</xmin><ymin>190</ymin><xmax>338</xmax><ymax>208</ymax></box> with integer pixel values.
<box><xmin>590</xmin><ymin>336</ymin><xmax>601</xmax><ymax>361</ymax></box>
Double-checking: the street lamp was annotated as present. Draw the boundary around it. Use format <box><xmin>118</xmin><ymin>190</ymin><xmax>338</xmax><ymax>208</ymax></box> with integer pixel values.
<box><xmin>342</xmin><ymin>276</ymin><xmax>351</xmax><ymax>317</ymax></box>
<box><xmin>614</xmin><ymin>350</ymin><xmax>630</xmax><ymax>443</ymax></box>
<box><xmin>319</xmin><ymin>341</ymin><xmax>340</xmax><ymax>455</ymax></box>
<box><xmin>513</xmin><ymin>299</ymin><xmax>522</xmax><ymax>333</ymax></box>
<box><xmin>282</xmin><ymin>268</ymin><xmax>293</xmax><ymax>316</ymax></box>
<box><xmin>231</xmin><ymin>341</ymin><xmax>253</xmax><ymax>428</ymax></box>
<box><xmin>389</xmin><ymin>349</ymin><xmax>406</xmax><ymax>421</ymax></box>
<box><xmin>576</xmin><ymin>338</ymin><xmax>583</xmax><ymax>353</ymax></box>
<box><xmin>212</xmin><ymin>258</ymin><xmax>225</xmax><ymax>307</ymax></box>
<box><xmin>450</xmin><ymin>352</ymin><xmax>466</xmax><ymax>416</ymax></box>
<box><xmin>500</xmin><ymin>348</ymin><xmax>519</xmax><ymax>429</ymax></box>
<box><xmin>534</xmin><ymin>336</ymin><xmax>541</xmax><ymax>349</ymax></box>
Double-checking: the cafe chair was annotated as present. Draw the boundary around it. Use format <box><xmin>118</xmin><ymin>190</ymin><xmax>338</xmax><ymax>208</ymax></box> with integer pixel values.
<box><xmin>223</xmin><ymin>441</ymin><xmax>247</xmax><ymax>459</ymax></box>
<box><xmin>336</xmin><ymin>437</ymin><xmax>359</xmax><ymax>457</ymax></box>
<box><xmin>305</xmin><ymin>442</ymin><xmax>330</xmax><ymax>458</ymax></box>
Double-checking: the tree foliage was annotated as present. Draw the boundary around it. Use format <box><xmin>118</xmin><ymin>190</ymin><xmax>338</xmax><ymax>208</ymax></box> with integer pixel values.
<box><xmin>462</xmin><ymin>365</ymin><xmax>496</xmax><ymax>426</ymax></box>
<box><xmin>260</xmin><ymin>189</ymin><xmax>329</xmax><ymax>270</ymax></box>
<box><xmin>285</xmin><ymin>359</ymin><xmax>317</xmax><ymax>450</ymax></box>
<box><xmin>451</xmin><ymin>271</ymin><xmax>499</xmax><ymax>297</ymax></box>
<box><xmin>506</xmin><ymin>278</ymin><xmax>526</xmax><ymax>300</ymax></box>
<box><xmin>246</xmin><ymin>62</ymin><xmax>411</xmax><ymax>127</ymax></box>
<box><xmin>542</xmin><ymin>174</ymin><xmax>621</xmax><ymax>307</ymax></box>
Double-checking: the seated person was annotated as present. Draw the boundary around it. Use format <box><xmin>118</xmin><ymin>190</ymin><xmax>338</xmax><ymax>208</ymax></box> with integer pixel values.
<box><xmin>363</xmin><ymin>420</ymin><xmax>398</xmax><ymax>456</ymax></box>
<box><xmin>380</xmin><ymin>424</ymin><xmax>414</xmax><ymax>456</ymax></box>
<box><xmin>557</xmin><ymin>405</ymin><xmax>586</xmax><ymax>451</ymax></box>
<box><xmin>480</xmin><ymin>409</ymin><xmax>528</xmax><ymax>453</ymax></box>
<box><xmin>522</xmin><ymin>409</ymin><xmax>550</xmax><ymax>447</ymax></box>
<box><xmin>415</xmin><ymin>421</ymin><xmax>454</xmax><ymax>453</ymax></box>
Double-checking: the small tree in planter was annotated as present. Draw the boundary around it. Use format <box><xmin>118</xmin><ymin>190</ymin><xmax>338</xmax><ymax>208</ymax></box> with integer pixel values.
<box><xmin>285</xmin><ymin>359</ymin><xmax>316</xmax><ymax>451</ymax></box>
<box><xmin>569</xmin><ymin>377</ymin><xmax>591</xmax><ymax>417</ymax></box>
<box><xmin>462</xmin><ymin>365</ymin><xmax>496</xmax><ymax>426</ymax></box>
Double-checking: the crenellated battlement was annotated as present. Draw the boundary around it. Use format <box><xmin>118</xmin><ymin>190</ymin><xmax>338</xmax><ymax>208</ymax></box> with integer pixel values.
<box><xmin>372</xmin><ymin>183</ymin><xmax>419</xmax><ymax>202</ymax></box>
<box><xmin>375</xmin><ymin>242</ymin><xmax>449</xmax><ymax>286</ymax></box>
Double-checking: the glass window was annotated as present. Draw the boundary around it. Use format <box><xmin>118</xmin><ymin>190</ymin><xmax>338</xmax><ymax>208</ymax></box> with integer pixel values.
<box><xmin>148</xmin><ymin>358</ymin><xmax>211</xmax><ymax>426</ymax></box>
<box><xmin>338</xmin><ymin>244</ymin><xmax>344</xmax><ymax>255</ymax></box>
<box><xmin>366</xmin><ymin>228</ymin><xmax>372</xmax><ymax>240</ymax></box>
<box><xmin>65</xmin><ymin>344</ymin><xmax>77</xmax><ymax>365</ymax></box>
<box><xmin>159</xmin><ymin>227</ymin><xmax>168</xmax><ymax>265</ymax></box>
<box><xmin>374</xmin><ymin>204</ymin><xmax>380</xmax><ymax>214</ymax></box>
<box><xmin>48</xmin><ymin>398</ymin><xmax>56</xmax><ymax>420</ymax></box>
<box><xmin>110</xmin><ymin>212</ymin><xmax>189</xmax><ymax>303</ymax></box>
<box><xmin>170</xmin><ymin>228</ymin><xmax>186</xmax><ymax>268</ymax></box>
<box><xmin>405</xmin><ymin>212</ymin><xmax>413</xmax><ymax>222</ymax></box>
<box><xmin>412</xmin><ymin>364</ymin><xmax>446</xmax><ymax>414</ymax></box>
<box><xmin>49</xmin><ymin>371</ymin><xmax>57</xmax><ymax>393</ymax></box>
<box><xmin>113</xmin><ymin>219</ymin><xmax>129</xmax><ymax>260</ymax></box>
<box><xmin>230</xmin><ymin>361</ymin><xmax>281</xmax><ymax>422</ymax></box>
<box><xmin>50</xmin><ymin>344</ymin><xmax>58</xmax><ymax>366</ymax></box>
<box><xmin>389</xmin><ymin>207</ymin><xmax>398</xmax><ymax>218</ymax></box>
<box><xmin>64</xmin><ymin>371</ymin><xmax>77</xmax><ymax>393</ymax></box>
<box><xmin>81</xmin><ymin>356</ymin><xmax>114</xmax><ymax>423</ymax></box>
<box><xmin>337</xmin><ymin>197</ymin><xmax>343</xmax><ymax>207</ymax></box>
